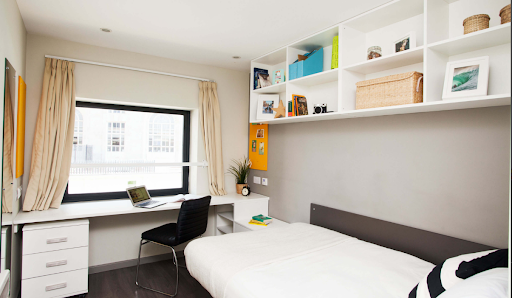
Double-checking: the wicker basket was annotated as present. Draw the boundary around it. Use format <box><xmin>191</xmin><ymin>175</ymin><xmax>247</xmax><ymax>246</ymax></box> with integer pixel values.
<box><xmin>356</xmin><ymin>71</ymin><xmax>423</xmax><ymax>110</ymax></box>
<box><xmin>463</xmin><ymin>14</ymin><xmax>490</xmax><ymax>34</ymax></box>
<box><xmin>500</xmin><ymin>4</ymin><xmax>511</xmax><ymax>24</ymax></box>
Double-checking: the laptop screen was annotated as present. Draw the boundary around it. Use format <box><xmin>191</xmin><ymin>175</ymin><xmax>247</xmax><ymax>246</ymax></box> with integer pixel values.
<box><xmin>127</xmin><ymin>186</ymin><xmax>150</xmax><ymax>203</ymax></box>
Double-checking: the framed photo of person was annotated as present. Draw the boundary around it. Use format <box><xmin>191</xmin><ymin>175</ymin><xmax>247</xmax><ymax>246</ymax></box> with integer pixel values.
<box><xmin>394</xmin><ymin>32</ymin><xmax>416</xmax><ymax>53</ymax></box>
<box><xmin>256</xmin><ymin>94</ymin><xmax>279</xmax><ymax>120</ymax></box>
<box><xmin>442</xmin><ymin>56</ymin><xmax>489</xmax><ymax>100</ymax></box>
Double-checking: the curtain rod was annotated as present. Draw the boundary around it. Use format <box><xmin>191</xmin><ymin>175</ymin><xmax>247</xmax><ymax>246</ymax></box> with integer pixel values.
<box><xmin>45</xmin><ymin>55</ymin><xmax>214</xmax><ymax>82</ymax></box>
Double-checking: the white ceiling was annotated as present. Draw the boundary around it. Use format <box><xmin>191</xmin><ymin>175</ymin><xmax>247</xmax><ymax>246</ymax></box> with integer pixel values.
<box><xmin>17</xmin><ymin>0</ymin><xmax>390</xmax><ymax>71</ymax></box>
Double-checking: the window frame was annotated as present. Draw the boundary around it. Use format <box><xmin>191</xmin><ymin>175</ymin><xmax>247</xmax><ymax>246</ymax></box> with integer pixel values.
<box><xmin>63</xmin><ymin>101</ymin><xmax>191</xmax><ymax>203</ymax></box>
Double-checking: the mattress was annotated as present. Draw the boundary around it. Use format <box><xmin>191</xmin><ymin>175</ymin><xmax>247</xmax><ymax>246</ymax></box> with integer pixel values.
<box><xmin>185</xmin><ymin>223</ymin><xmax>434</xmax><ymax>298</ymax></box>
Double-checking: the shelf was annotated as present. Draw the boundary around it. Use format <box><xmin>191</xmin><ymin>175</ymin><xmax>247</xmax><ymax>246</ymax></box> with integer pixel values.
<box><xmin>253</xmin><ymin>82</ymin><xmax>286</xmax><ymax>94</ymax></box>
<box><xmin>428</xmin><ymin>23</ymin><xmax>511</xmax><ymax>56</ymax></box>
<box><xmin>218</xmin><ymin>211</ymin><xmax>234</xmax><ymax>221</ymax></box>
<box><xmin>258</xmin><ymin>94</ymin><xmax>510</xmax><ymax>125</ymax></box>
<box><xmin>290</xmin><ymin>26</ymin><xmax>339</xmax><ymax>52</ymax></box>
<box><xmin>217</xmin><ymin>225</ymin><xmax>233</xmax><ymax>234</ymax></box>
<box><xmin>253</xmin><ymin>47</ymin><xmax>286</xmax><ymax>65</ymax></box>
<box><xmin>343</xmin><ymin>0</ymin><xmax>423</xmax><ymax>33</ymax></box>
<box><xmin>343</xmin><ymin>47</ymin><xmax>424</xmax><ymax>74</ymax></box>
<box><xmin>288</xmin><ymin>69</ymin><xmax>338</xmax><ymax>86</ymax></box>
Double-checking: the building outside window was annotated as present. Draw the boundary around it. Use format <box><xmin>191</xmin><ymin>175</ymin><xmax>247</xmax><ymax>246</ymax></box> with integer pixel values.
<box><xmin>148</xmin><ymin>114</ymin><xmax>174</xmax><ymax>153</ymax></box>
<box><xmin>107</xmin><ymin>122</ymin><xmax>125</xmax><ymax>152</ymax></box>
<box><xmin>64</xmin><ymin>102</ymin><xmax>190</xmax><ymax>202</ymax></box>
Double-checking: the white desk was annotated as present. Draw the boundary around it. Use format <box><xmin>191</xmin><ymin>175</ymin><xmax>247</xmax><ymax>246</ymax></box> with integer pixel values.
<box><xmin>14</xmin><ymin>193</ymin><xmax>270</xmax><ymax>225</ymax></box>
<box><xmin>1</xmin><ymin>213</ymin><xmax>12</xmax><ymax>226</ymax></box>
<box><xmin>14</xmin><ymin>193</ymin><xmax>271</xmax><ymax>298</ymax></box>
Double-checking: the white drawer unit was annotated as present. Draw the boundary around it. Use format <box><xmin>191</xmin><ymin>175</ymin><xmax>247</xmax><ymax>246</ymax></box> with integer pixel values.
<box><xmin>22</xmin><ymin>219</ymin><xmax>89</xmax><ymax>298</ymax></box>
<box><xmin>22</xmin><ymin>247</ymin><xmax>89</xmax><ymax>280</ymax></box>
<box><xmin>21</xmin><ymin>269</ymin><xmax>88</xmax><ymax>298</ymax></box>
<box><xmin>23</xmin><ymin>222</ymin><xmax>89</xmax><ymax>255</ymax></box>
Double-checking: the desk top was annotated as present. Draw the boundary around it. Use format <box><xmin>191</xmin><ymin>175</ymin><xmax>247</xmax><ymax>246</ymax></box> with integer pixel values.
<box><xmin>1</xmin><ymin>213</ymin><xmax>13</xmax><ymax>226</ymax></box>
<box><xmin>13</xmin><ymin>193</ymin><xmax>269</xmax><ymax>225</ymax></box>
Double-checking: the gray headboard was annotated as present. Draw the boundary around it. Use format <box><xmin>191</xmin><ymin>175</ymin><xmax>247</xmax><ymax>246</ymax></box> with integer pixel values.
<box><xmin>310</xmin><ymin>204</ymin><xmax>495</xmax><ymax>264</ymax></box>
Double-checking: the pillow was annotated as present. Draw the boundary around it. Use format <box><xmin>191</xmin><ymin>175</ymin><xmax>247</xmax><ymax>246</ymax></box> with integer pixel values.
<box><xmin>408</xmin><ymin>249</ymin><xmax>508</xmax><ymax>298</ymax></box>
<box><xmin>437</xmin><ymin>268</ymin><xmax>509</xmax><ymax>298</ymax></box>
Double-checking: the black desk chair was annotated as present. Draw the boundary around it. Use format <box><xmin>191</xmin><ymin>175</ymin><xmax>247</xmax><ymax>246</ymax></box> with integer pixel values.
<box><xmin>135</xmin><ymin>196</ymin><xmax>211</xmax><ymax>297</ymax></box>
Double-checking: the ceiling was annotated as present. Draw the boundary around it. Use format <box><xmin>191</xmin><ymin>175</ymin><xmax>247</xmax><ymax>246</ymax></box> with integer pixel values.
<box><xmin>17</xmin><ymin>0</ymin><xmax>390</xmax><ymax>71</ymax></box>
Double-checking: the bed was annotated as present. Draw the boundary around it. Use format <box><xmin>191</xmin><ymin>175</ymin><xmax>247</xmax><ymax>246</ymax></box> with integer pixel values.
<box><xmin>185</xmin><ymin>204</ymin><xmax>496</xmax><ymax>298</ymax></box>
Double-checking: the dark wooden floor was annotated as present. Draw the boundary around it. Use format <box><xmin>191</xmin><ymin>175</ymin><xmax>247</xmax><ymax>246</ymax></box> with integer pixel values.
<box><xmin>77</xmin><ymin>257</ymin><xmax>212</xmax><ymax>298</ymax></box>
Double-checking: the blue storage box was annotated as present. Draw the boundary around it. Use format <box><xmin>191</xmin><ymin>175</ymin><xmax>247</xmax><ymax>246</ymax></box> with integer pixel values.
<box><xmin>288</xmin><ymin>48</ymin><xmax>324</xmax><ymax>80</ymax></box>
<box><xmin>289</xmin><ymin>63</ymin><xmax>298</xmax><ymax>80</ymax></box>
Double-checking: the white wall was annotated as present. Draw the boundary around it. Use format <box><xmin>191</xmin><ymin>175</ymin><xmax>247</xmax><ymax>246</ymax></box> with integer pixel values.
<box><xmin>24</xmin><ymin>34</ymin><xmax>249</xmax><ymax>266</ymax></box>
<box><xmin>249</xmin><ymin>106</ymin><xmax>510</xmax><ymax>248</ymax></box>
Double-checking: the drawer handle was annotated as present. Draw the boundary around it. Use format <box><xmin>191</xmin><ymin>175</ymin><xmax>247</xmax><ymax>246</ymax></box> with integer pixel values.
<box><xmin>46</xmin><ymin>260</ymin><xmax>68</xmax><ymax>268</ymax></box>
<box><xmin>45</xmin><ymin>282</ymin><xmax>67</xmax><ymax>291</ymax></box>
<box><xmin>46</xmin><ymin>237</ymin><xmax>68</xmax><ymax>244</ymax></box>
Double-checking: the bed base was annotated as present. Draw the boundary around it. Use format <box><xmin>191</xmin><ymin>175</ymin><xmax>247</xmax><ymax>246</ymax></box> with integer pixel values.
<box><xmin>310</xmin><ymin>204</ymin><xmax>495</xmax><ymax>264</ymax></box>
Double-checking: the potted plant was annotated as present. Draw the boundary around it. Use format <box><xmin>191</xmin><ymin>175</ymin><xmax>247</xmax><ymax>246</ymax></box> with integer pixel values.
<box><xmin>228</xmin><ymin>157</ymin><xmax>251</xmax><ymax>194</ymax></box>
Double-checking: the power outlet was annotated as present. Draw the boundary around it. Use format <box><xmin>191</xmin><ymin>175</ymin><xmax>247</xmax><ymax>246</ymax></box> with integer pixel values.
<box><xmin>253</xmin><ymin>176</ymin><xmax>261</xmax><ymax>184</ymax></box>
<box><xmin>262</xmin><ymin>178</ymin><xmax>268</xmax><ymax>186</ymax></box>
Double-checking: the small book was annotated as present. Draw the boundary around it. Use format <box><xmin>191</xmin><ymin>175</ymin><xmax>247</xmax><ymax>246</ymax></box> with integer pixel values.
<box><xmin>273</xmin><ymin>69</ymin><xmax>285</xmax><ymax>84</ymax></box>
<box><xmin>249</xmin><ymin>219</ymin><xmax>268</xmax><ymax>226</ymax></box>
<box><xmin>292</xmin><ymin>94</ymin><xmax>308</xmax><ymax>116</ymax></box>
<box><xmin>288</xmin><ymin>100</ymin><xmax>293</xmax><ymax>117</ymax></box>
<box><xmin>252</xmin><ymin>214</ymin><xmax>273</xmax><ymax>224</ymax></box>
<box><xmin>331</xmin><ymin>36</ymin><xmax>339</xmax><ymax>69</ymax></box>
<box><xmin>258</xmin><ymin>73</ymin><xmax>272</xmax><ymax>88</ymax></box>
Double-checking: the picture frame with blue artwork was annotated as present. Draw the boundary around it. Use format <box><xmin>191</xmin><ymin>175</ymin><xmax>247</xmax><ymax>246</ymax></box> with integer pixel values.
<box><xmin>442</xmin><ymin>56</ymin><xmax>489</xmax><ymax>100</ymax></box>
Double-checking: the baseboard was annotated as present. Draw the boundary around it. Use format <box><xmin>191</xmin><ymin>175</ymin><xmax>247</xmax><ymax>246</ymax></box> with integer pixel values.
<box><xmin>89</xmin><ymin>250</ymin><xmax>185</xmax><ymax>274</ymax></box>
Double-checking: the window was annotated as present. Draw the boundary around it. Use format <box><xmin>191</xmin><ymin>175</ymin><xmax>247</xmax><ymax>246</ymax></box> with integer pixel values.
<box><xmin>107</xmin><ymin>122</ymin><xmax>125</xmax><ymax>152</ymax></box>
<box><xmin>149</xmin><ymin>115</ymin><xmax>174</xmax><ymax>153</ymax></box>
<box><xmin>73</xmin><ymin>110</ymin><xmax>83</xmax><ymax>146</ymax></box>
<box><xmin>64</xmin><ymin>102</ymin><xmax>190</xmax><ymax>202</ymax></box>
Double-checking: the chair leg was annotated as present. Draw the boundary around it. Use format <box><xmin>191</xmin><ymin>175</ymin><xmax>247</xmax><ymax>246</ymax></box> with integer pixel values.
<box><xmin>135</xmin><ymin>239</ymin><xmax>179</xmax><ymax>297</ymax></box>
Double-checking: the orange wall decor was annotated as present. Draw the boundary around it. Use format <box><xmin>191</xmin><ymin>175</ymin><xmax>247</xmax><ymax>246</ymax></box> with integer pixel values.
<box><xmin>16</xmin><ymin>76</ymin><xmax>26</xmax><ymax>178</ymax></box>
<box><xmin>249</xmin><ymin>124</ymin><xmax>268</xmax><ymax>171</ymax></box>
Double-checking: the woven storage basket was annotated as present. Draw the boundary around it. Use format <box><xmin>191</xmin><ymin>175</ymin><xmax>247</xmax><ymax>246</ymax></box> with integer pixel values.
<box><xmin>463</xmin><ymin>14</ymin><xmax>490</xmax><ymax>34</ymax></box>
<box><xmin>500</xmin><ymin>4</ymin><xmax>511</xmax><ymax>24</ymax></box>
<box><xmin>356</xmin><ymin>71</ymin><xmax>423</xmax><ymax>110</ymax></box>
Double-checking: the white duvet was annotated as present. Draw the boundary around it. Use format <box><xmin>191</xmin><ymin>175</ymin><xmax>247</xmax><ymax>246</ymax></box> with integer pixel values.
<box><xmin>185</xmin><ymin>223</ymin><xmax>434</xmax><ymax>298</ymax></box>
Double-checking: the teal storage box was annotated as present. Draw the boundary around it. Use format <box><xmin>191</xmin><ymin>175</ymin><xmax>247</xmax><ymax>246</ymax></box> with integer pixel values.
<box><xmin>288</xmin><ymin>48</ymin><xmax>324</xmax><ymax>80</ymax></box>
<box><xmin>297</xmin><ymin>61</ymin><xmax>304</xmax><ymax>78</ymax></box>
<box><xmin>289</xmin><ymin>63</ymin><xmax>298</xmax><ymax>80</ymax></box>
<box><xmin>302</xmin><ymin>48</ymin><xmax>323</xmax><ymax>77</ymax></box>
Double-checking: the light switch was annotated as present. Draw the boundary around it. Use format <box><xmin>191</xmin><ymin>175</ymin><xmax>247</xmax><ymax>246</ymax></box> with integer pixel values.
<box><xmin>262</xmin><ymin>178</ymin><xmax>268</xmax><ymax>186</ymax></box>
<box><xmin>253</xmin><ymin>176</ymin><xmax>261</xmax><ymax>184</ymax></box>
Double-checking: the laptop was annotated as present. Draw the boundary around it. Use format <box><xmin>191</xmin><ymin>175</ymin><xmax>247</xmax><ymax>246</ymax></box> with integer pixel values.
<box><xmin>126</xmin><ymin>185</ymin><xmax>166</xmax><ymax>208</ymax></box>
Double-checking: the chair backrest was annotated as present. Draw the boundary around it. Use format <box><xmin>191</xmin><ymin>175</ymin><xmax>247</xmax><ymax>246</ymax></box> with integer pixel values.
<box><xmin>176</xmin><ymin>196</ymin><xmax>211</xmax><ymax>243</ymax></box>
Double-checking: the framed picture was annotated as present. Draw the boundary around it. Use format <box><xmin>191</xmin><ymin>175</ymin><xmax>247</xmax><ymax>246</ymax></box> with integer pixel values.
<box><xmin>256</xmin><ymin>94</ymin><xmax>278</xmax><ymax>120</ymax></box>
<box><xmin>394</xmin><ymin>32</ymin><xmax>416</xmax><ymax>53</ymax></box>
<box><xmin>442</xmin><ymin>56</ymin><xmax>489</xmax><ymax>100</ymax></box>
<box><xmin>256</xmin><ymin>129</ymin><xmax>264</xmax><ymax>138</ymax></box>
<box><xmin>259</xmin><ymin>142</ymin><xmax>265</xmax><ymax>155</ymax></box>
<box><xmin>253</xmin><ymin>68</ymin><xmax>268</xmax><ymax>90</ymax></box>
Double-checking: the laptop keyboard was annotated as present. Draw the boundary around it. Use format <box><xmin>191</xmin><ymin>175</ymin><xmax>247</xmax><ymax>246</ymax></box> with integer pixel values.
<box><xmin>138</xmin><ymin>201</ymin><xmax>160</xmax><ymax>207</ymax></box>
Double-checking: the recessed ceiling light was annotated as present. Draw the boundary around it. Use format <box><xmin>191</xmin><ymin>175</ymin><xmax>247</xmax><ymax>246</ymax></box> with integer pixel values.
<box><xmin>232</xmin><ymin>56</ymin><xmax>241</xmax><ymax>59</ymax></box>
<box><xmin>100</xmin><ymin>28</ymin><xmax>112</xmax><ymax>33</ymax></box>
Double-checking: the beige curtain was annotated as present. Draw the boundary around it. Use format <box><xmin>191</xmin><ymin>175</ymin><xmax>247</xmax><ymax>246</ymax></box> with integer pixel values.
<box><xmin>199</xmin><ymin>82</ymin><xmax>227</xmax><ymax>196</ymax></box>
<box><xmin>23</xmin><ymin>58</ymin><xmax>76</xmax><ymax>211</ymax></box>
<box><xmin>2</xmin><ymin>74</ymin><xmax>14</xmax><ymax>213</ymax></box>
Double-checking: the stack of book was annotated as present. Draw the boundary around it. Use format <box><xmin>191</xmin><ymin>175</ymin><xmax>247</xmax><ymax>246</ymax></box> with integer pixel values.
<box><xmin>249</xmin><ymin>214</ymin><xmax>273</xmax><ymax>226</ymax></box>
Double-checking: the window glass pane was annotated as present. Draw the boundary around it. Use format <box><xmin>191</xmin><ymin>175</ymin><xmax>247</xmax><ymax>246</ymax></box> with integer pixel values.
<box><xmin>68</xmin><ymin>106</ymin><xmax>185</xmax><ymax>195</ymax></box>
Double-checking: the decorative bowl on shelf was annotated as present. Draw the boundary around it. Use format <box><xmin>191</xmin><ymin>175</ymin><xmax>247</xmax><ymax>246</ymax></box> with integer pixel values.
<box><xmin>367</xmin><ymin>46</ymin><xmax>382</xmax><ymax>60</ymax></box>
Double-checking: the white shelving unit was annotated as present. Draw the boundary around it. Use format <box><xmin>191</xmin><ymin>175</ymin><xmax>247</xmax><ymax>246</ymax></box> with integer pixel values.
<box><xmin>214</xmin><ymin>195</ymin><xmax>269</xmax><ymax>235</ymax></box>
<box><xmin>249</xmin><ymin>0</ymin><xmax>511</xmax><ymax>125</ymax></box>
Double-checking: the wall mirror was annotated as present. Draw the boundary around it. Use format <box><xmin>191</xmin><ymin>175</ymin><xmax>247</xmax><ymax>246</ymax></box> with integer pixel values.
<box><xmin>1</xmin><ymin>58</ymin><xmax>16</xmax><ymax>274</ymax></box>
